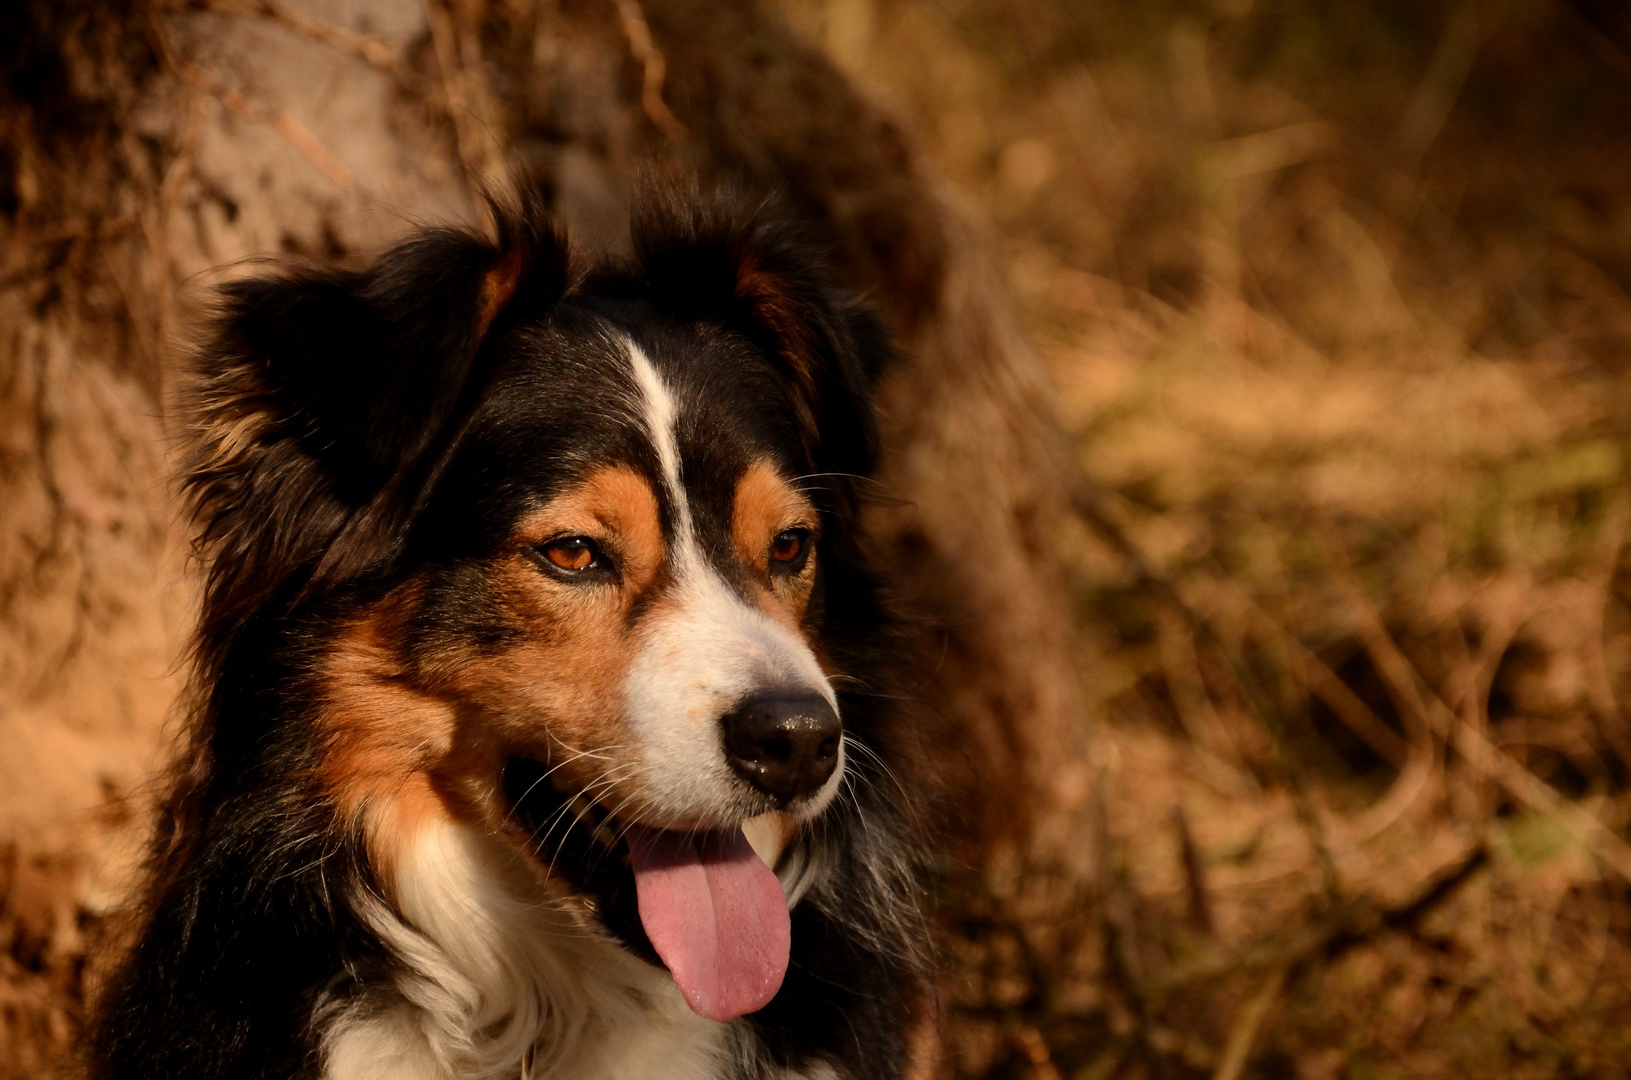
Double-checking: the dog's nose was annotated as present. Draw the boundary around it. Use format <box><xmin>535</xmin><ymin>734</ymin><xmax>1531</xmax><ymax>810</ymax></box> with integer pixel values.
<box><xmin>722</xmin><ymin>694</ymin><xmax>842</xmax><ymax>803</ymax></box>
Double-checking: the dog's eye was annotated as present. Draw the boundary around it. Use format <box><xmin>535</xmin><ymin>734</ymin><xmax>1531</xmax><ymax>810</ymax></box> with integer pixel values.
<box><xmin>769</xmin><ymin>529</ymin><xmax>811</xmax><ymax>571</ymax></box>
<box><xmin>531</xmin><ymin>537</ymin><xmax>607</xmax><ymax>576</ymax></box>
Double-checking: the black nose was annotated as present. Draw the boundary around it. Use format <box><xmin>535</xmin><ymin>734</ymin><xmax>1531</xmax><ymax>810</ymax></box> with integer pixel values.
<box><xmin>722</xmin><ymin>694</ymin><xmax>842</xmax><ymax>803</ymax></box>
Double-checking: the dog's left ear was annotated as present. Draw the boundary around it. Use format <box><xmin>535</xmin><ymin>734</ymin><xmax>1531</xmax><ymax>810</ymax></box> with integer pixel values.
<box><xmin>629</xmin><ymin>187</ymin><xmax>890</xmax><ymax>478</ymax></box>
<box><xmin>186</xmin><ymin>198</ymin><xmax>570</xmax><ymax>645</ymax></box>
<box><xmin>222</xmin><ymin>205</ymin><xmax>566</xmax><ymax>503</ymax></box>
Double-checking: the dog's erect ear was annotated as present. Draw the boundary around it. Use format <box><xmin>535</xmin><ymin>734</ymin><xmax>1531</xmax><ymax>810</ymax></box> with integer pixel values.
<box><xmin>185</xmin><ymin>199</ymin><xmax>569</xmax><ymax>651</ymax></box>
<box><xmin>628</xmin><ymin>184</ymin><xmax>891</xmax><ymax>479</ymax></box>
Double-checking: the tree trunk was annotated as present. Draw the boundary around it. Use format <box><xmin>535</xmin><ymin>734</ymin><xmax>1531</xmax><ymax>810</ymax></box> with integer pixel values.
<box><xmin>0</xmin><ymin>2</ymin><xmax>1090</xmax><ymax>1074</ymax></box>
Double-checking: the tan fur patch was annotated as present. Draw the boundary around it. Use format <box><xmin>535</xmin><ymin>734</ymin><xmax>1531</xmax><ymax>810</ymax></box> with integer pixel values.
<box><xmin>513</xmin><ymin>465</ymin><xmax>666</xmax><ymax>594</ymax></box>
<box><xmin>433</xmin><ymin>465</ymin><xmax>667</xmax><ymax>801</ymax></box>
<box><xmin>316</xmin><ymin>465</ymin><xmax>671</xmax><ymax>893</ymax></box>
<box><xmin>732</xmin><ymin>458</ymin><xmax>819</xmax><ymax>625</ymax></box>
<box><xmin>317</xmin><ymin>598</ymin><xmax>459</xmax><ymax>894</ymax></box>
<box><xmin>475</xmin><ymin>252</ymin><xmax>524</xmax><ymax>341</ymax></box>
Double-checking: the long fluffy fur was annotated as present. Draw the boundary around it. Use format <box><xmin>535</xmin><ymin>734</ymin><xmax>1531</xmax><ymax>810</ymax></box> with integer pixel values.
<box><xmin>89</xmin><ymin>185</ymin><xmax>928</xmax><ymax>1080</ymax></box>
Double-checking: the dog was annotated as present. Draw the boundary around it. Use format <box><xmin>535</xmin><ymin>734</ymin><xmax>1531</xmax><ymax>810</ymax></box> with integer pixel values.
<box><xmin>88</xmin><ymin>183</ymin><xmax>928</xmax><ymax>1080</ymax></box>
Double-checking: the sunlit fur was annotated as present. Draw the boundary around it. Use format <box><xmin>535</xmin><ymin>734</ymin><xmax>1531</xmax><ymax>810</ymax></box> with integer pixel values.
<box><xmin>88</xmin><ymin>185</ymin><xmax>928</xmax><ymax>1080</ymax></box>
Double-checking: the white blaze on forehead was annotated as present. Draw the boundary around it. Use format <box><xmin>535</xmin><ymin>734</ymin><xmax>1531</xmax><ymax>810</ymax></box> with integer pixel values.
<box><xmin>618</xmin><ymin>335</ymin><xmax>842</xmax><ymax>824</ymax></box>
<box><xmin>624</xmin><ymin>338</ymin><xmax>689</xmax><ymax>533</ymax></box>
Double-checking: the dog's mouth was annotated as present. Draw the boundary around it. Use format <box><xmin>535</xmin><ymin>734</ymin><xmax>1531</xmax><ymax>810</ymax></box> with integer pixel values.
<box><xmin>502</xmin><ymin>756</ymin><xmax>647</xmax><ymax>950</ymax></box>
<box><xmin>502</xmin><ymin>756</ymin><xmax>790</xmax><ymax>1022</ymax></box>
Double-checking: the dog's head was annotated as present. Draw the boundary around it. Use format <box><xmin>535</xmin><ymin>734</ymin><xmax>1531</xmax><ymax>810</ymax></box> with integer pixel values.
<box><xmin>184</xmin><ymin>186</ymin><xmax>892</xmax><ymax>1021</ymax></box>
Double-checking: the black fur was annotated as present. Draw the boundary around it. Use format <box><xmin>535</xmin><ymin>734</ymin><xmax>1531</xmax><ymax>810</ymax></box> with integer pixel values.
<box><xmin>89</xmin><ymin>185</ymin><xmax>926</xmax><ymax>1080</ymax></box>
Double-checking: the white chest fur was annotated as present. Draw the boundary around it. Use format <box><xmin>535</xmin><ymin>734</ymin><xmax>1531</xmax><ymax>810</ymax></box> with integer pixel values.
<box><xmin>319</xmin><ymin>819</ymin><xmax>781</xmax><ymax>1080</ymax></box>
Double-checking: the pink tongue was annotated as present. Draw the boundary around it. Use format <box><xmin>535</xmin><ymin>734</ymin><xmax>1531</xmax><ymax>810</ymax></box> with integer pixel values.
<box><xmin>625</xmin><ymin>824</ymin><xmax>790</xmax><ymax>1022</ymax></box>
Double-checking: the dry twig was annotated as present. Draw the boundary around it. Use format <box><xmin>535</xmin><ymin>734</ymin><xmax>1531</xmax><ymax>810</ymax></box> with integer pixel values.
<box><xmin>1015</xmin><ymin>1025</ymin><xmax>1064</xmax><ymax>1080</ymax></box>
<box><xmin>1324</xmin><ymin>533</ymin><xmax>1631</xmax><ymax>883</ymax></box>
<box><xmin>425</xmin><ymin>0</ymin><xmax>504</xmax><ymax>187</ymax></box>
<box><xmin>1155</xmin><ymin>843</ymin><xmax>1488</xmax><ymax>995</ymax></box>
<box><xmin>1075</xmin><ymin>479</ymin><xmax>1341</xmax><ymax>892</ymax></box>
<box><xmin>144</xmin><ymin>3</ymin><xmax>357</xmax><ymax>189</ymax></box>
<box><xmin>1173</xmin><ymin>804</ymin><xmax>1214</xmax><ymax>935</ymax></box>
<box><xmin>612</xmin><ymin>0</ymin><xmax>689</xmax><ymax>141</ymax></box>
<box><xmin>1210</xmin><ymin>965</ymin><xmax>1287</xmax><ymax>1080</ymax></box>
<box><xmin>163</xmin><ymin>50</ymin><xmax>355</xmax><ymax>190</ymax></box>
<box><xmin>201</xmin><ymin>0</ymin><xmax>400</xmax><ymax>72</ymax></box>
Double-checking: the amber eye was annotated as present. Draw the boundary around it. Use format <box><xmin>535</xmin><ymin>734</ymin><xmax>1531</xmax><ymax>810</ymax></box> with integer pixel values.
<box><xmin>769</xmin><ymin>528</ymin><xmax>811</xmax><ymax>571</ymax></box>
<box><xmin>532</xmin><ymin>536</ymin><xmax>605</xmax><ymax>575</ymax></box>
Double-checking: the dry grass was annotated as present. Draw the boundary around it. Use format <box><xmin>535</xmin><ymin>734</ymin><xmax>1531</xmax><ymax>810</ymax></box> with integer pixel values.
<box><xmin>779</xmin><ymin>0</ymin><xmax>1631</xmax><ymax>1076</ymax></box>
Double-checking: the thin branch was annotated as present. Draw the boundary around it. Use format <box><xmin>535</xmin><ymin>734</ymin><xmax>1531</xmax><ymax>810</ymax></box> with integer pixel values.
<box><xmin>1096</xmin><ymin>788</ymin><xmax>1173</xmax><ymax>1080</ymax></box>
<box><xmin>1015</xmin><ymin>1025</ymin><xmax>1065</xmax><ymax>1080</ymax></box>
<box><xmin>1319</xmin><ymin>533</ymin><xmax>1435</xmax><ymax>757</ymax></box>
<box><xmin>200</xmin><ymin>0</ymin><xmax>401</xmax><ymax>73</ymax></box>
<box><xmin>1325</xmin><ymin>532</ymin><xmax>1631</xmax><ymax>884</ymax></box>
<box><xmin>1392</xmin><ymin>1</ymin><xmax>1487</xmax><ymax>171</ymax></box>
<box><xmin>425</xmin><ymin>0</ymin><xmax>503</xmax><ymax>186</ymax></box>
<box><xmin>174</xmin><ymin>61</ymin><xmax>355</xmax><ymax>189</ymax></box>
<box><xmin>146</xmin><ymin>2</ymin><xmax>359</xmax><ymax>190</ymax></box>
<box><xmin>1173</xmin><ymin>803</ymin><xmax>1214</xmax><ymax>936</ymax></box>
<box><xmin>1155</xmin><ymin>843</ymin><xmax>1488</xmax><ymax>994</ymax></box>
<box><xmin>1586</xmin><ymin>491</ymin><xmax>1631</xmax><ymax>767</ymax></box>
<box><xmin>1210</xmin><ymin>965</ymin><xmax>1286</xmax><ymax>1080</ymax></box>
<box><xmin>1074</xmin><ymin>479</ymin><xmax>1341</xmax><ymax>895</ymax></box>
<box><xmin>1291</xmin><ymin>638</ymin><xmax>1410</xmax><ymax>769</ymax></box>
<box><xmin>612</xmin><ymin>0</ymin><xmax>689</xmax><ymax>141</ymax></box>
<box><xmin>1156</xmin><ymin>607</ymin><xmax>1260</xmax><ymax>795</ymax></box>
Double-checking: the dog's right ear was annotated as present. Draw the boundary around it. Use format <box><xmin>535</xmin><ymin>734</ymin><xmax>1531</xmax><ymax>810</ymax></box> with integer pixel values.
<box><xmin>185</xmin><ymin>201</ymin><xmax>569</xmax><ymax>650</ymax></box>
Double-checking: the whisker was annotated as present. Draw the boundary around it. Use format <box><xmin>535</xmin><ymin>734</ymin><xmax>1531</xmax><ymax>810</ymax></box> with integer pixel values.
<box><xmin>525</xmin><ymin>765</ymin><xmax>632</xmax><ymax>852</ymax></box>
<box><xmin>501</xmin><ymin>743</ymin><xmax>631</xmax><ymax>831</ymax></box>
<box><xmin>841</xmin><ymin>735</ymin><xmax>929</xmax><ymax>833</ymax></box>
<box><xmin>534</xmin><ymin>764</ymin><xmax>645</xmax><ymax>880</ymax></box>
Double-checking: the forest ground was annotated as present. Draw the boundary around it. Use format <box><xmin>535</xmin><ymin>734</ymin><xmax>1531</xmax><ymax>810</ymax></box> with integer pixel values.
<box><xmin>782</xmin><ymin>1</ymin><xmax>1631</xmax><ymax>1076</ymax></box>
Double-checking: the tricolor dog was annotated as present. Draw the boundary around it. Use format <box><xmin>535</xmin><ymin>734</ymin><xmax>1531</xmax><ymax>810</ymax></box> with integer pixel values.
<box><xmin>90</xmin><ymin>185</ymin><xmax>927</xmax><ymax>1080</ymax></box>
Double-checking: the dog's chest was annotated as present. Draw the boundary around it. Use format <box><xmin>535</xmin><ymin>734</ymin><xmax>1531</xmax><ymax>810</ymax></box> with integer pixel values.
<box><xmin>322</xmin><ymin>821</ymin><xmax>826</xmax><ymax>1080</ymax></box>
<box><xmin>322</xmin><ymin>1000</ymin><xmax>740</xmax><ymax>1080</ymax></box>
<box><xmin>553</xmin><ymin>1012</ymin><xmax>739</xmax><ymax>1080</ymax></box>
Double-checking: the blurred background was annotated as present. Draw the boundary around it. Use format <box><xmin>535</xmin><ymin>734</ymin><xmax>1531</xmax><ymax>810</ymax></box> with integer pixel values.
<box><xmin>4</xmin><ymin>0</ymin><xmax>1631</xmax><ymax>1077</ymax></box>
<box><xmin>801</xmin><ymin>1</ymin><xmax>1631</xmax><ymax>1077</ymax></box>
